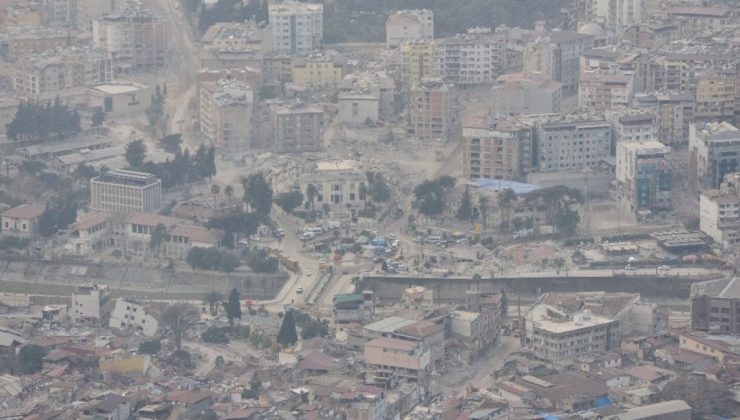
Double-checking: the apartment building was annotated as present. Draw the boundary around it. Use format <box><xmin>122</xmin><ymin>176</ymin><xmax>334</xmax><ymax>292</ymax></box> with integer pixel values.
<box><xmin>491</xmin><ymin>72</ymin><xmax>562</xmax><ymax>115</ymax></box>
<box><xmin>269</xmin><ymin>1</ymin><xmax>323</xmax><ymax>55</ymax></box>
<box><xmin>109</xmin><ymin>298</ymin><xmax>159</xmax><ymax>337</ymax></box>
<box><xmin>291</xmin><ymin>55</ymin><xmax>344</xmax><ymax>90</ymax></box>
<box><xmin>364</xmin><ymin>338</ymin><xmax>431</xmax><ymax>390</ymax></box>
<box><xmin>667</xmin><ymin>5</ymin><xmax>733</xmax><ymax>36</ymax></box>
<box><xmin>689</xmin><ymin>121</ymin><xmax>740</xmax><ymax>190</ymax></box>
<box><xmin>14</xmin><ymin>46</ymin><xmax>113</xmax><ymax>99</ymax></box>
<box><xmin>71</xmin><ymin>284</ymin><xmax>111</xmax><ymax>326</ymax></box>
<box><xmin>578</xmin><ymin>71</ymin><xmax>635</xmax><ymax>112</ymax></box>
<box><xmin>338</xmin><ymin>72</ymin><xmax>395</xmax><ymax>124</ymax></box>
<box><xmin>634</xmin><ymin>92</ymin><xmax>694</xmax><ymax>145</ymax></box>
<box><xmin>523</xmin><ymin>31</ymin><xmax>595</xmax><ymax>96</ymax></box>
<box><xmin>536</xmin><ymin>116</ymin><xmax>612</xmax><ymax>172</ymax></box>
<box><xmin>694</xmin><ymin>69</ymin><xmax>736</xmax><ymax>123</ymax></box>
<box><xmin>75</xmin><ymin>0</ymin><xmax>116</xmax><ymax>31</ymax></box>
<box><xmin>691</xmin><ymin>277</ymin><xmax>740</xmax><ymax>335</ymax></box>
<box><xmin>399</xmin><ymin>40</ymin><xmax>435</xmax><ymax>89</ymax></box>
<box><xmin>93</xmin><ymin>8</ymin><xmax>167</xmax><ymax>73</ymax></box>
<box><xmin>199</xmin><ymin>79</ymin><xmax>254</xmax><ymax>155</ymax></box>
<box><xmin>272</xmin><ymin>103</ymin><xmax>324</xmax><ymax>153</ymax></box>
<box><xmin>462</xmin><ymin>118</ymin><xmax>534</xmax><ymax>181</ymax></box>
<box><xmin>606</xmin><ymin>109</ymin><xmax>658</xmax><ymax>145</ymax></box>
<box><xmin>301</xmin><ymin>162</ymin><xmax>367</xmax><ymax>215</ymax></box>
<box><xmin>616</xmin><ymin>140</ymin><xmax>672</xmax><ymax>214</ymax></box>
<box><xmin>90</xmin><ymin>170</ymin><xmax>162</xmax><ymax>213</ymax></box>
<box><xmin>525</xmin><ymin>304</ymin><xmax>619</xmax><ymax>367</ymax></box>
<box><xmin>580</xmin><ymin>0</ymin><xmax>644</xmax><ymax>34</ymax></box>
<box><xmin>385</xmin><ymin>9</ymin><xmax>433</xmax><ymax>48</ymax></box>
<box><xmin>7</xmin><ymin>26</ymin><xmax>71</xmax><ymax>58</ymax></box>
<box><xmin>200</xmin><ymin>21</ymin><xmax>268</xmax><ymax>52</ymax></box>
<box><xmin>434</xmin><ymin>27</ymin><xmax>508</xmax><ymax>85</ymax></box>
<box><xmin>408</xmin><ymin>80</ymin><xmax>455</xmax><ymax>140</ymax></box>
<box><xmin>699</xmin><ymin>173</ymin><xmax>740</xmax><ymax>248</ymax></box>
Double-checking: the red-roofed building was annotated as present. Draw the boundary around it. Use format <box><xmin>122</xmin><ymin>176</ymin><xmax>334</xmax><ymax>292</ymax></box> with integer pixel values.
<box><xmin>1</xmin><ymin>202</ymin><xmax>46</xmax><ymax>239</ymax></box>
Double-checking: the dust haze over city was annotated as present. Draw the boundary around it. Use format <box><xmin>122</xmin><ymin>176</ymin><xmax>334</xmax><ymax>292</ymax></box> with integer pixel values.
<box><xmin>0</xmin><ymin>0</ymin><xmax>738</xmax><ymax>418</ymax></box>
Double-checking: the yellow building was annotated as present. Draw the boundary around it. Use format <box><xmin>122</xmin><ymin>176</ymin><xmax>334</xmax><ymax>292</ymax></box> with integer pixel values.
<box><xmin>3</xmin><ymin>4</ymin><xmax>42</xmax><ymax>27</ymax></box>
<box><xmin>695</xmin><ymin>72</ymin><xmax>735</xmax><ymax>122</ymax></box>
<box><xmin>400</xmin><ymin>40</ymin><xmax>435</xmax><ymax>89</ymax></box>
<box><xmin>291</xmin><ymin>56</ymin><xmax>344</xmax><ymax>90</ymax></box>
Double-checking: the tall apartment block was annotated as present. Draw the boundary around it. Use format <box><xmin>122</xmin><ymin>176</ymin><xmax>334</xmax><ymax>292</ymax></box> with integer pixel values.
<box><xmin>700</xmin><ymin>173</ymin><xmax>740</xmax><ymax>249</ymax></box>
<box><xmin>385</xmin><ymin>9</ymin><xmax>433</xmax><ymax>48</ymax></box>
<box><xmin>269</xmin><ymin>2</ymin><xmax>323</xmax><ymax>55</ymax></box>
<box><xmin>93</xmin><ymin>8</ymin><xmax>167</xmax><ymax>73</ymax></box>
<box><xmin>408</xmin><ymin>80</ymin><xmax>455</xmax><ymax>140</ymax></box>
<box><xmin>616</xmin><ymin>140</ymin><xmax>672</xmax><ymax>214</ymax></box>
<box><xmin>463</xmin><ymin>118</ymin><xmax>534</xmax><ymax>181</ymax></box>
<box><xmin>691</xmin><ymin>277</ymin><xmax>740</xmax><ymax>335</ymax></box>
<box><xmin>434</xmin><ymin>27</ymin><xmax>508</xmax><ymax>85</ymax></box>
<box><xmin>90</xmin><ymin>170</ymin><xmax>162</xmax><ymax>213</ymax></box>
<box><xmin>272</xmin><ymin>103</ymin><xmax>324</xmax><ymax>153</ymax></box>
<box><xmin>689</xmin><ymin>121</ymin><xmax>740</xmax><ymax>191</ymax></box>
<box><xmin>634</xmin><ymin>92</ymin><xmax>694</xmax><ymax>145</ymax></box>
<box><xmin>199</xmin><ymin>79</ymin><xmax>254</xmax><ymax>155</ymax></box>
<box><xmin>400</xmin><ymin>40</ymin><xmax>435</xmax><ymax>90</ymax></box>
<box><xmin>536</xmin><ymin>116</ymin><xmax>611</xmax><ymax>172</ymax></box>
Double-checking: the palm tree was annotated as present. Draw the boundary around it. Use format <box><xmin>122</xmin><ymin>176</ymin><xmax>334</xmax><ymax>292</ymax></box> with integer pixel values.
<box><xmin>211</xmin><ymin>184</ymin><xmax>220</xmax><ymax>211</ymax></box>
<box><xmin>203</xmin><ymin>290</ymin><xmax>224</xmax><ymax>316</ymax></box>
<box><xmin>359</xmin><ymin>183</ymin><xmax>368</xmax><ymax>207</ymax></box>
<box><xmin>224</xmin><ymin>185</ymin><xmax>234</xmax><ymax>207</ymax></box>
<box><xmin>306</xmin><ymin>184</ymin><xmax>318</xmax><ymax>212</ymax></box>
<box><xmin>479</xmin><ymin>196</ymin><xmax>489</xmax><ymax>232</ymax></box>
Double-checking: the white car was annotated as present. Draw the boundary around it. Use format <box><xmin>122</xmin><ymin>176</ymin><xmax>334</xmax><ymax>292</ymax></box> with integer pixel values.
<box><xmin>304</xmin><ymin>269</ymin><xmax>312</xmax><ymax>276</ymax></box>
<box><xmin>296</xmin><ymin>287</ymin><xmax>304</xmax><ymax>293</ymax></box>
<box><xmin>658</xmin><ymin>265</ymin><xmax>671</xmax><ymax>271</ymax></box>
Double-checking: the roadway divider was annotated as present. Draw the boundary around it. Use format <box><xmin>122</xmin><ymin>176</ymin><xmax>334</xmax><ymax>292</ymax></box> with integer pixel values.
<box><xmin>305</xmin><ymin>271</ymin><xmax>333</xmax><ymax>305</ymax></box>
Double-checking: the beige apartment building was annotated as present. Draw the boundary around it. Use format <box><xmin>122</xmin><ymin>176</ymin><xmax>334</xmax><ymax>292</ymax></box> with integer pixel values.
<box><xmin>291</xmin><ymin>55</ymin><xmax>344</xmax><ymax>90</ymax></box>
<box><xmin>93</xmin><ymin>8</ymin><xmax>167</xmax><ymax>73</ymax></box>
<box><xmin>700</xmin><ymin>173</ymin><xmax>740</xmax><ymax>249</ymax></box>
<box><xmin>364</xmin><ymin>337</ymin><xmax>431</xmax><ymax>390</ymax></box>
<box><xmin>408</xmin><ymin>80</ymin><xmax>455</xmax><ymax>140</ymax></box>
<box><xmin>399</xmin><ymin>40</ymin><xmax>435</xmax><ymax>89</ymax></box>
<box><xmin>634</xmin><ymin>92</ymin><xmax>694</xmax><ymax>145</ymax></box>
<box><xmin>462</xmin><ymin>118</ymin><xmax>534</xmax><ymax>181</ymax></box>
<box><xmin>199</xmin><ymin>79</ymin><xmax>254</xmax><ymax>155</ymax></box>
<box><xmin>578</xmin><ymin>71</ymin><xmax>635</xmax><ymax>112</ymax></box>
<box><xmin>90</xmin><ymin>170</ymin><xmax>162</xmax><ymax>214</ymax></box>
<box><xmin>385</xmin><ymin>9</ymin><xmax>433</xmax><ymax>48</ymax></box>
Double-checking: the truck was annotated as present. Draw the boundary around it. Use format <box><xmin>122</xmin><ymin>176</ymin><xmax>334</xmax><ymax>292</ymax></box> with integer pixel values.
<box><xmin>272</xmin><ymin>251</ymin><xmax>300</xmax><ymax>272</ymax></box>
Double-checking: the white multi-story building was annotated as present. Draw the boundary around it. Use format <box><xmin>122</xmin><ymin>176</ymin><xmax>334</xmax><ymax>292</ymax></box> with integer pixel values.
<box><xmin>606</xmin><ymin>109</ymin><xmax>658</xmax><ymax>145</ymax></box>
<box><xmin>109</xmin><ymin>298</ymin><xmax>159</xmax><ymax>337</ymax></box>
<box><xmin>269</xmin><ymin>2</ymin><xmax>323</xmax><ymax>55</ymax></box>
<box><xmin>199</xmin><ymin>79</ymin><xmax>254</xmax><ymax>155</ymax></box>
<box><xmin>434</xmin><ymin>27</ymin><xmax>508</xmax><ymax>85</ymax></box>
<box><xmin>525</xmin><ymin>304</ymin><xmax>619</xmax><ymax>367</ymax></box>
<box><xmin>700</xmin><ymin>173</ymin><xmax>740</xmax><ymax>249</ymax></box>
<box><xmin>587</xmin><ymin>0</ymin><xmax>644</xmax><ymax>33</ymax></box>
<box><xmin>689</xmin><ymin>121</ymin><xmax>740</xmax><ymax>190</ymax></box>
<box><xmin>385</xmin><ymin>9</ymin><xmax>433</xmax><ymax>48</ymax></box>
<box><xmin>301</xmin><ymin>161</ymin><xmax>367</xmax><ymax>216</ymax></box>
<box><xmin>90</xmin><ymin>170</ymin><xmax>162</xmax><ymax>214</ymax></box>
<box><xmin>71</xmin><ymin>284</ymin><xmax>111</xmax><ymax>326</ymax></box>
<box><xmin>536</xmin><ymin>116</ymin><xmax>612</xmax><ymax>172</ymax></box>
<box><xmin>523</xmin><ymin>31</ymin><xmax>595</xmax><ymax>96</ymax></box>
<box><xmin>616</xmin><ymin>140</ymin><xmax>672</xmax><ymax>214</ymax></box>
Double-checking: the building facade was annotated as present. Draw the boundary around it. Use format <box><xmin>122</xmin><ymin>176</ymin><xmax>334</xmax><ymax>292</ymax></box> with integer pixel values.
<box><xmin>90</xmin><ymin>170</ymin><xmax>162</xmax><ymax>213</ymax></box>
<box><xmin>400</xmin><ymin>40</ymin><xmax>435</xmax><ymax>89</ymax></box>
<box><xmin>0</xmin><ymin>203</ymin><xmax>46</xmax><ymax>240</ymax></box>
<box><xmin>691</xmin><ymin>277</ymin><xmax>740</xmax><ymax>335</ymax></box>
<box><xmin>536</xmin><ymin>117</ymin><xmax>612</xmax><ymax>172</ymax></box>
<box><xmin>408</xmin><ymin>80</ymin><xmax>455</xmax><ymax>140</ymax></box>
<box><xmin>71</xmin><ymin>284</ymin><xmax>111</xmax><ymax>326</ymax></box>
<box><xmin>434</xmin><ymin>28</ymin><xmax>508</xmax><ymax>85</ymax></box>
<box><xmin>92</xmin><ymin>8</ymin><xmax>167</xmax><ymax>73</ymax></box>
<box><xmin>385</xmin><ymin>9</ymin><xmax>433</xmax><ymax>48</ymax></box>
<box><xmin>291</xmin><ymin>55</ymin><xmax>344</xmax><ymax>90</ymax></box>
<box><xmin>364</xmin><ymin>338</ymin><xmax>430</xmax><ymax>390</ymax></box>
<box><xmin>269</xmin><ymin>2</ymin><xmax>323</xmax><ymax>55</ymax></box>
<box><xmin>616</xmin><ymin>141</ymin><xmax>672</xmax><ymax>214</ymax></box>
<box><xmin>272</xmin><ymin>104</ymin><xmax>324</xmax><ymax>153</ymax></box>
<box><xmin>578</xmin><ymin>71</ymin><xmax>635</xmax><ymax>112</ymax></box>
<box><xmin>301</xmin><ymin>165</ymin><xmax>367</xmax><ymax>215</ymax></box>
<box><xmin>689</xmin><ymin>121</ymin><xmax>740</xmax><ymax>190</ymax></box>
<box><xmin>491</xmin><ymin>72</ymin><xmax>562</xmax><ymax>115</ymax></box>
<box><xmin>699</xmin><ymin>173</ymin><xmax>740</xmax><ymax>248</ymax></box>
<box><xmin>634</xmin><ymin>92</ymin><xmax>694</xmax><ymax>145</ymax></box>
<box><xmin>199</xmin><ymin>79</ymin><xmax>254</xmax><ymax>155</ymax></box>
<box><xmin>88</xmin><ymin>81</ymin><xmax>152</xmax><ymax>118</ymax></box>
<box><xmin>523</xmin><ymin>32</ymin><xmax>595</xmax><ymax>96</ymax></box>
<box><xmin>109</xmin><ymin>298</ymin><xmax>159</xmax><ymax>337</ymax></box>
<box><xmin>462</xmin><ymin>119</ymin><xmax>534</xmax><ymax>181</ymax></box>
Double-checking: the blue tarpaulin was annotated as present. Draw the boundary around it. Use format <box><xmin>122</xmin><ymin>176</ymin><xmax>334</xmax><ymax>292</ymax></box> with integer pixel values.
<box><xmin>595</xmin><ymin>396</ymin><xmax>613</xmax><ymax>407</ymax></box>
<box><xmin>477</xmin><ymin>178</ymin><xmax>541</xmax><ymax>195</ymax></box>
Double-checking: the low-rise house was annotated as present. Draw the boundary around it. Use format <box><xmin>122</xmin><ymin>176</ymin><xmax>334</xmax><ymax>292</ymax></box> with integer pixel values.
<box><xmin>611</xmin><ymin>399</ymin><xmax>691</xmax><ymax>420</ymax></box>
<box><xmin>1</xmin><ymin>203</ymin><xmax>46</xmax><ymax>240</ymax></box>
<box><xmin>511</xmin><ymin>372</ymin><xmax>609</xmax><ymax>412</ymax></box>
<box><xmin>165</xmin><ymin>390</ymin><xmax>216</xmax><ymax>419</ymax></box>
<box><xmin>78</xmin><ymin>394</ymin><xmax>132</xmax><ymax>420</ymax></box>
<box><xmin>678</xmin><ymin>332</ymin><xmax>740</xmax><ymax>363</ymax></box>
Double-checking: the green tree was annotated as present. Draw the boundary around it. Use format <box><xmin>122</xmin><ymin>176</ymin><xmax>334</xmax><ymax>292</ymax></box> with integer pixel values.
<box><xmin>275</xmin><ymin>191</ymin><xmax>304</xmax><ymax>213</ymax></box>
<box><xmin>161</xmin><ymin>303</ymin><xmax>199</xmax><ymax>352</ymax></box>
<box><xmin>657</xmin><ymin>375</ymin><xmax>732</xmax><ymax>419</ymax></box>
<box><xmin>91</xmin><ymin>109</ymin><xmax>105</xmax><ymax>127</ymax></box>
<box><xmin>243</xmin><ymin>278</ymin><xmax>253</xmax><ymax>295</ymax></box>
<box><xmin>159</xmin><ymin>133</ymin><xmax>182</xmax><ymax>154</ymax></box>
<box><xmin>18</xmin><ymin>344</ymin><xmax>47</xmax><ymax>374</ymax></box>
<box><xmin>186</xmin><ymin>247</ymin><xmax>241</xmax><ymax>272</ymax></box>
<box><xmin>478</xmin><ymin>196</ymin><xmax>489</xmax><ymax>230</ymax></box>
<box><xmin>18</xmin><ymin>160</ymin><xmax>47</xmax><ymax>176</ymax></box>
<box><xmin>277</xmin><ymin>309</ymin><xmax>298</xmax><ymax>347</ymax></box>
<box><xmin>39</xmin><ymin>193</ymin><xmax>78</xmax><ymax>237</ymax></box>
<box><xmin>553</xmin><ymin>207</ymin><xmax>580</xmax><ymax>236</ymax></box>
<box><xmin>149</xmin><ymin>223</ymin><xmax>167</xmax><ymax>258</ymax></box>
<box><xmin>366</xmin><ymin>172</ymin><xmax>392</xmax><ymax>202</ymax></box>
<box><xmin>203</xmin><ymin>290</ymin><xmax>224</xmax><ymax>316</ymax></box>
<box><xmin>414</xmin><ymin>176</ymin><xmax>456</xmax><ymax>216</ymax></box>
<box><xmin>139</xmin><ymin>339</ymin><xmax>161</xmax><ymax>355</ymax></box>
<box><xmin>456</xmin><ymin>185</ymin><xmax>473</xmax><ymax>221</ymax></box>
<box><xmin>305</xmin><ymin>184</ymin><xmax>318</xmax><ymax>212</ymax></box>
<box><xmin>125</xmin><ymin>140</ymin><xmax>147</xmax><ymax>169</ymax></box>
<box><xmin>242</xmin><ymin>247</ymin><xmax>278</xmax><ymax>273</ymax></box>
<box><xmin>300</xmin><ymin>318</ymin><xmax>330</xmax><ymax>340</ymax></box>
<box><xmin>225</xmin><ymin>288</ymin><xmax>242</xmax><ymax>326</ymax></box>
<box><xmin>202</xmin><ymin>326</ymin><xmax>229</xmax><ymax>344</ymax></box>
<box><xmin>73</xmin><ymin>163</ymin><xmax>98</xmax><ymax>181</ymax></box>
<box><xmin>211</xmin><ymin>184</ymin><xmax>220</xmax><ymax>210</ymax></box>
<box><xmin>498</xmin><ymin>188</ymin><xmax>516</xmax><ymax>232</ymax></box>
<box><xmin>224</xmin><ymin>185</ymin><xmax>234</xmax><ymax>206</ymax></box>
<box><xmin>242</xmin><ymin>173</ymin><xmax>273</xmax><ymax>216</ymax></box>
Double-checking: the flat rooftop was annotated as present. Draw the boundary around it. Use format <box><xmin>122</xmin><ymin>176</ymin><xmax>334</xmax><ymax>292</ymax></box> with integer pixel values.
<box><xmin>92</xmin><ymin>169</ymin><xmax>160</xmax><ymax>187</ymax></box>
<box><xmin>528</xmin><ymin>304</ymin><xmax>615</xmax><ymax>334</ymax></box>
<box><xmin>89</xmin><ymin>82</ymin><xmax>148</xmax><ymax>95</ymax></box>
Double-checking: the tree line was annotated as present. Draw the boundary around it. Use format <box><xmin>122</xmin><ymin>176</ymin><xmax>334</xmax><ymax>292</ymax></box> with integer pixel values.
<box><xmin>125</xmin><ymin>140</ymin><xmax>217</xmax><ymax>188</ymax></box>
<box><xmin>7</xmin><ymin>99</ymin><xmax>81</xmax><ymax>143</ymax></box>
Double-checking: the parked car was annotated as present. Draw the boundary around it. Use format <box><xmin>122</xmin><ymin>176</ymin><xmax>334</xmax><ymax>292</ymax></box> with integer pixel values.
<box><xmin>296</xmin><ymin>287</ymin><xmax>304</xmax><ymax>293</ymax></box>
